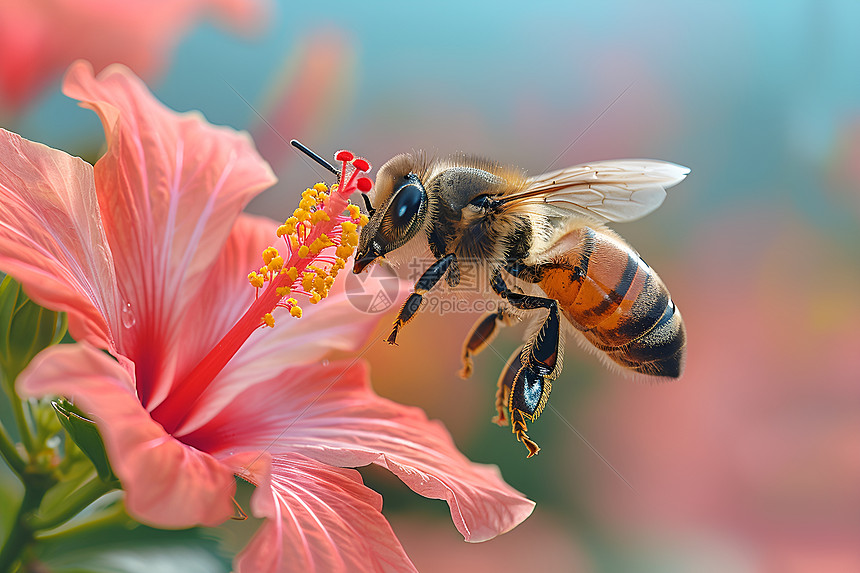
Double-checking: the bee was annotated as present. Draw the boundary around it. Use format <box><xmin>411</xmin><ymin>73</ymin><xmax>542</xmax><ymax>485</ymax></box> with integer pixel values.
<box><xmin>351</xmin><ymin>152</ymin><xmax>689</xmax><ymax>457</ymax></box>
<box><xmin>290</xmin><ymin>141</ymin><xmax>688</xmax><ymax>458</ymax></box>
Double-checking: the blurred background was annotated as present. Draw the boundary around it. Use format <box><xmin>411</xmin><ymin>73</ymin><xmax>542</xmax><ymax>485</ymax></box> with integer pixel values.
<box><xmin>3</xmin><ymin>0</ymin><xmax>860</xmax><ymax>571</ymax></box>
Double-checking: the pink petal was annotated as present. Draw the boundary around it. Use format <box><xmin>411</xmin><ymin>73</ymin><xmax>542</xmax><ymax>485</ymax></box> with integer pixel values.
<box><xmin>235</xmin><ymin>452</ymin><xmax>416</xmax><ymax>573</ymax></box>
<box><xmin>17</xmin><ymin>343</ymin><xmax>236</xmax><ymax>528</ymax></box>
<box><xmin>173</xmin><ymin>285</ymin><xmax>386</xmax><ymax>434</ymax></box>
<box><xmin>62</xmin><ymin>60</ymin><xmax>276</xmax><ymax>406</ymax></box>
<box><xmin>0</xmin><ymin>128</ymin><xmax>119</xmax><ymax>352</ymax></box>
<box><xmin>142</xmin><ymin>212</ymin><xmax>273</xmax><ymax>412</ymax></box>
<box><xmin>186</xmin><ymin>361</ymin><xmax>535</xmax><ymax>542</ymax></box>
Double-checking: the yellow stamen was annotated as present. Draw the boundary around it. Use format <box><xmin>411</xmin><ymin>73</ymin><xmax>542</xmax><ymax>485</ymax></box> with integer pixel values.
<box><xmin>335</xmin><ymin>245</ymin><xmax>353</xmax><ymax>260</ymax></box>
<box><xmin>310</xmin><ymin>210</ymin><xmax>330</xmax><ymax>224</ymax></box>
<box><xmin>249</xmin><ymin>161</ymin><xmax>372</xmax><ymax>326</ymax></box>
<box><xmin>302</xmin><ymin>272</ymin><xmax>314</xmax><ymax>291</ymax></box>
<box><xmin>308</xmin><ymin>235</ymin><xmax>333</xmax><ymax>255</ymax></box>
<box><xmin>262</xmin><ymin>247</ymin><xmax>279</xmax><ymax>265</ymax></box>
<box><xmin>341</xmin><ymin>220</ymin><xmax>357</xmax><ymax>233</ymax></box>
<box><xmin>248</xmin><ymin>271</ymin><xmax>264</xmax><ymax>288</ymax></box>
<box><xmin>267</xmin><ymin>256</ymin><xmax>284</xmax><ymax>272</ymax></box>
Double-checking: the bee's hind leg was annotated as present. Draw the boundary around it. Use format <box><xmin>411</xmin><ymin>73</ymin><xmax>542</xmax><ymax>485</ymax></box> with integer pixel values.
<box><xmin>460</xmin><ymin>304</ymin><xmax>517</xmax><ymax>378</ymax></box>
<box><xmin>492</xmin><ymin>343</ymin><xmax>523</xmax><ymax>426</ymax></box>
<box><xmin>491</xmin><ymin>271</ymin><xmax>563</xmax><ymax>458</ymax></box>
<box><xmin>387</xmin><ymin>253</ymin><xmax>457</xmax><ymax>345</ymax></box>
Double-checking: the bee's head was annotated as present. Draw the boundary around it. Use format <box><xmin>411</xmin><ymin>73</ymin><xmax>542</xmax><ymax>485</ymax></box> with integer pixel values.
<box><xmin>353</xmin><ymin>154</ymin><xmax>428</xmax><ymax>273</ymax></box>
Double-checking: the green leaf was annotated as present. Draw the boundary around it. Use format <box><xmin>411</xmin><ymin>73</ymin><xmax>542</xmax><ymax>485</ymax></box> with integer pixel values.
<box><xmin>0</xmin><ymin>455</ymin><xmax>24</xmax><ymax>549</ymax></box>
<box><xmin>39</xmin><ymin>460</ymin><xmax>98</xmax><ymax>519</ymax></box>
<box><xmin>0</xmin><ymin>275</ymin><xmax>67</xmax><ymax>382</ymax></box>
<box><xmin>34</xmin><ymin>522</ymin><xmax>232</xmax><ymax>573</ymax></box>
<box><xmin>52</xmin><ymin>400</ymin><xmax>118</xmax><ymax>484</ymax></box>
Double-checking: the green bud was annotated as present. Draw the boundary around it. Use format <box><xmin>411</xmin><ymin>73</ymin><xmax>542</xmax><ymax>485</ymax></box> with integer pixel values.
<box><xmin>52</xmin><ymin>399</ymin><xmax>118</xmax><ymax>484</ymax></box>
<box><xmin>0</xmin><ymin>275</ymin><xmax>68</xmax><ymax>382</ymax></box>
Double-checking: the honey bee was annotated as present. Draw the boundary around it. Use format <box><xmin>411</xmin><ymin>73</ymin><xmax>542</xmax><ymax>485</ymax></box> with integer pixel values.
<box><xmin>350</xmin><ymin>152</ymin><xmax>689</xmax><ymax>456</ymax></box>
<box><xmin>350</xmin><ymin>152</ymin><xmax>689</xmax><ymax>457</ymax></box>
<box><xmin>284</xmin><ymin>137</ymin><xmax>689</xmax><ymax>458</ymax></box>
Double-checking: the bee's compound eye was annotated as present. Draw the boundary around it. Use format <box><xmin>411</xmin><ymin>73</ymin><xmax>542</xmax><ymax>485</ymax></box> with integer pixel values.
<box><xmin>389</xmin><ymin>183</ymin><xmax>423</xmax><ymax>225</ymax></box>
<box><xmin>377</xmin><ymin>176</ymin><xmax>426</xmax><ymax>248</ymax></box>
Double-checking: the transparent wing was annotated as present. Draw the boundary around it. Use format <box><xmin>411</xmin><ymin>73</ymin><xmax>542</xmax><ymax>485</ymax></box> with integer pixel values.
<box><xmin>501</xmin><ymin>160</ymin><xmax>690</xmax><ymax>223</ymax></box>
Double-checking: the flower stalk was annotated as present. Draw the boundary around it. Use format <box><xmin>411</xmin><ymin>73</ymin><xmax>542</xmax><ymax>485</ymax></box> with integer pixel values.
<box><xmin>0</xmin><ymin>421</ymin><xmax>26</xmax><ymax>476</ymax></box>
<box><xmin>28</xmin><ymin>476</ymin><xmax>115</xmax><ymax>532</ymax></box>
<box><xmin>0</xmin><ymin>466</ymin><xmax>56</xmax><ymax>572</ymax></box>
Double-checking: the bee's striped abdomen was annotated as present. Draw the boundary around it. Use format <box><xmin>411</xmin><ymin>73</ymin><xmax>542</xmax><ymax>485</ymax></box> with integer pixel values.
<box><xmin>538</xmin><ymin>226</ymin><xmax>686</xmax><ymax>378</ymax></box>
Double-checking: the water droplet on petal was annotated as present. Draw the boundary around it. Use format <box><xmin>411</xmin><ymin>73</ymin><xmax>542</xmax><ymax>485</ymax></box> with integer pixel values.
<box><xmin>321</xmin><ymin>359</ymin><xmax>330</xmax><ymax>366</ymax></box>
<box><xmin>121</xmin><ymin>302</ymin><xmax>136</xmax><ymax>328</ymax></box>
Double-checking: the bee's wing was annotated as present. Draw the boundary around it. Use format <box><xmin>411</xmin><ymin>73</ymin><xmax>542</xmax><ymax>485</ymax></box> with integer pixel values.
<box><xmin>503</xmin><ymin>160</ymin><xmax>689</xmax><ymax>223</ymax></box>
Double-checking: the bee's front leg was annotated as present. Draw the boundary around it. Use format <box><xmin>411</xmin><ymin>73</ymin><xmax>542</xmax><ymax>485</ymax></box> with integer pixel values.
<box><xmin>491</xmin><ymin>271</ymin><xmax>562</xmax><ymax>457</ymax></box>
<box><xmin>387</xmin><ymin>253</ymin><xmax>457</xmax><ymax>345</ymax></box>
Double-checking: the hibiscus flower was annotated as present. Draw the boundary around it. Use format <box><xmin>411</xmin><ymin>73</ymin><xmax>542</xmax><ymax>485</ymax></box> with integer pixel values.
<box><xmin>0</xmin><ymin>60</ymin><xmax>533</xmax><ymax>572</ymax></box>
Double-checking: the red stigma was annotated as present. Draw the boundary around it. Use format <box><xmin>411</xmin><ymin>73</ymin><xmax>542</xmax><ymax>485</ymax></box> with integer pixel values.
<box><xmin>335</xmin><ymin>150</ymin><xmax>374</xmax><ymax>198</ymax></box>
<box><xmin>335</xmin><ymin>150</ymin><xmax>354</xmax><ymax>162</ymax></box>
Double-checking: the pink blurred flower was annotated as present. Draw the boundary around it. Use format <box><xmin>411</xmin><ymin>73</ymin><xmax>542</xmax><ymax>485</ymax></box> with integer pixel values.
<box><xmin>0</xmin><ymin>61</ymin><xmax>533</xmax><ymax>572</ymax></box>
<box><xmin>251</xmin><ymin>28</ymin><xmax>353</xmax><ymax>174</ymax></box>
<box><xmin>0</xmin><ymin>0</ymin><xmax>266</xmax><ymax>111</ymax></box>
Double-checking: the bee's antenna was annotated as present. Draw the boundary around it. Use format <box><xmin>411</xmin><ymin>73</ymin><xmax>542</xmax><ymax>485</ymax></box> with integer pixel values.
<box><xmin>290</xmin><ymin>139</ymin><xmax>341</xmax><ymax>177</ymax></box>
<box><xmin>361</xmin><ymin>193</ymin><xmax>376</xmax><ymax>217</ymax></box>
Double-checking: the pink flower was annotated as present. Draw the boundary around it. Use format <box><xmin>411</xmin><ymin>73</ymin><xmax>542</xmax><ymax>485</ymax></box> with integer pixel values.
<box><xmin>1</xmin><ymin>61</ymin><xmax>533</xmax><ymax>572</ymax></box>
<box><xmin>0</xmin><ymin>0</ymin><xmax>266</xmax><ymax>111</ymax></box>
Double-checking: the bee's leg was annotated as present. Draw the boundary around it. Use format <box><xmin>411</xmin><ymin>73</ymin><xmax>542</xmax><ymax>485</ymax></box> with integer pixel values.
<box><xmin>493</xmin><ymin>343</ymin><xmax>523</xmax><ymax>426</ymax></box>
<box><xmin>510</xmin><ymin>409</ymin><xmax>541</xmax><ymax>458</ymax></box>
<box><xmin>491</xmin><ymin>272</ymin><xmax>562</xmax><ymax>458</ymax></box>
<box><xmin>387</xmin><ymin>253</ymin><xmax>457</xmax><ymax>345</ymax></box>
<box><xmin>459</xmin><ymin>305</ymin><xmax>517</xmax><ymax>379</ymax></box>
